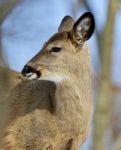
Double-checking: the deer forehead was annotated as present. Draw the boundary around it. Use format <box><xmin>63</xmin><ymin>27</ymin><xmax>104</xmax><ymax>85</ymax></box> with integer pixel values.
<box><xmin>48</xmin><ymin>32</ymin><xmax>69</xmax><ymax>43</ymax></box>
<box><xmin>44</xmin><ymin>32</ymin><xmax>76</xmax><ymax>50</ymax></box>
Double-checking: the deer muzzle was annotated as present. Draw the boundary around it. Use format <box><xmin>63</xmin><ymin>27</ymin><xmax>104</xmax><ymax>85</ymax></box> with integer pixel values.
<box><xmin>21</xmin><ymin>65</ymin><xmax>41</xmax><ymax>80</ymax></box>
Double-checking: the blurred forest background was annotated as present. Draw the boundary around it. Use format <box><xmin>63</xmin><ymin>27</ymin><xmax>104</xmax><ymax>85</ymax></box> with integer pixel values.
<box><xmin>0</xmin><ymin>0</ymin><xmax>121</xmax><ymax>150</ymax></box>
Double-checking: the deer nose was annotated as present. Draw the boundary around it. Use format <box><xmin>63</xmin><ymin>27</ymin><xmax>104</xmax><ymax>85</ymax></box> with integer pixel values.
<box><xmin>21</xmin><ymin>65</ymin><xmax>33</xmax><ymax>76</ymax></box>
<box><xmin>21</xmin><ymin>65</ymin><xmax>41</xmax><ymax>79</ymax></box>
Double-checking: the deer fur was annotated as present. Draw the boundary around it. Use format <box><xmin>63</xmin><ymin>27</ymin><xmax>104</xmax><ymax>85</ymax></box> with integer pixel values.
<box><xmin>0</xmin><ymin>12</ymin><xmax>95</xmax><ymax>150</ymax></box>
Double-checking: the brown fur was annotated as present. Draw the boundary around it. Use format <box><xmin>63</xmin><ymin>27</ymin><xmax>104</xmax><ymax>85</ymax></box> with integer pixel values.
<box><xmin>0</xmin><ymin>13</ymin><xmax>94</xmax><ymax>150</ymax></box>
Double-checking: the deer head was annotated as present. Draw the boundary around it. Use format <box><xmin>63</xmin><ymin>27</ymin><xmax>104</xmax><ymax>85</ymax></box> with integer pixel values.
<box><xmin>21</xmin><ymin>12</ymin><xmax>95</xmax><ymax>84</ymax></box>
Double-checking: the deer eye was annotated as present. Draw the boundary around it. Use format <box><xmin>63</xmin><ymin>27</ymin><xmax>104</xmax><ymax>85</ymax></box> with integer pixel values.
<box><xmin>51</xmin><ymin>47</ymin><xmax>61</xmax><ymax>53</ymax></box>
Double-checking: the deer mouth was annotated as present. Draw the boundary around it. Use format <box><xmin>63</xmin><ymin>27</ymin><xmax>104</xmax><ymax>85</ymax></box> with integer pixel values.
<box><xmin>26</xmin><ymin>72</ymin><xmax>41</xmax><ymax>80</ymax></box>
<box><xmin>21</xmin><ymin>65</ymin><xmax>41</xmax><ymax>80</ymax></box>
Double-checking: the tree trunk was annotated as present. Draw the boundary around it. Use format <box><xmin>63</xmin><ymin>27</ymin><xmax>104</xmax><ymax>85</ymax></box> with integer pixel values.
<box><xmin>92</xmin><ymin>0</ymin><xmax>118</xmax><ymax>150</ymax></box>
<box><xmin>0</xmin><ymin>0</ymin><xmax>20</xmax><ymax>65</ymax></box>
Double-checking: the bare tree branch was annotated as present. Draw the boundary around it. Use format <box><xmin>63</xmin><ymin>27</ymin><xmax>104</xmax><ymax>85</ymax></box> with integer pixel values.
<box><xmin>0</xmin><ymin>0</ymin><xmax>20</xmax><ymax>65</ymax></box>
<box><xmin>0</xmin><ymin>0</ymin><xmax>20</xmax><ymax>23</ymax></box>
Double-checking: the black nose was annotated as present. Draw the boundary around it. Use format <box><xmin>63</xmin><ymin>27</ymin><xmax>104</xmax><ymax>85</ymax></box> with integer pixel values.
<box><xmin>21</xmin><ymin>65</ymin><xmax>41</xmax><ymax>78</ymax></box>
<box><xmin>21</xmin><ymin>65</ymin><xmax>34</xmax><ymax>76</ymax></box>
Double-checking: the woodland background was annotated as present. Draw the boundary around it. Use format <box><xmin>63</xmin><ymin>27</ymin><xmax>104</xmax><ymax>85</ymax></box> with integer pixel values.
<box><xmin>0</xmin><ymin>0</ymin><xmax>121</xmax><ymax>150</ymax></box>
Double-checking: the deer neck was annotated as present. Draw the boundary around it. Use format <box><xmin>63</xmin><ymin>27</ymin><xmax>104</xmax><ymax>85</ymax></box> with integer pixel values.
<box><xmin>54</xmin><ymin>78</ymin><xmax>86</xmax><ymax>116</ymax></box>
<box><xmin>53</xmin><ymin>73</ymin><xmax>92</xmax><ymax>128</ymax></box>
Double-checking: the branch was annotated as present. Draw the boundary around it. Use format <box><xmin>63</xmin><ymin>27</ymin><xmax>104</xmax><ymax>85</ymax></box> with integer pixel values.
<box><xmin>0</xmin><ymin>0</ymin><xmax>21</xmax><ymax>65</ymax></box>
<box><xmin>0</xmin><ymin>0</ymin><xmax>20</xmax><ymax>24</ymax></box>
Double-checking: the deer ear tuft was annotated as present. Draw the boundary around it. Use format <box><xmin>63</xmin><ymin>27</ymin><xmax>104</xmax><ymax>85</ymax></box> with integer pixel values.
<box><xmin>72</xmin><ymin>12</ymin><xmax>95</xmax><ymax>44</ymax></box>
<box><xmin>58</xmin><ymin>16</ymin><xmax>75</xmax><ymax>32</ymax></box>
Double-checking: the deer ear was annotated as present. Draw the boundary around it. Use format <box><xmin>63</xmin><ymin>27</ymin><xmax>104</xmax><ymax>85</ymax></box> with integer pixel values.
<box><xmin>72</xmin><ymin>12</ymin><xmax>95</xmax><ymax>44</ymax></box>
<box><xmin>58</xmin><ymin>16</ymin><xmax>74</xmax><ymax>32</ymax></box>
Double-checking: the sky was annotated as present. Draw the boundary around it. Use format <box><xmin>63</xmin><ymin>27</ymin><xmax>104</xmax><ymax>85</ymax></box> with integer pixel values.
<box><xmin>1</xmin><ymin>0</ymin><xmax>121</xmax><ymax>149</ymax></box>
<box><xmin>2</xmin><ymin>0</ymin><xmax>121</xmax><ymax>86</ymax></box>
<box><xmin>1</xmin><ymin>0</ymin><xmax>105</xmax><ymax>72</ymax></box>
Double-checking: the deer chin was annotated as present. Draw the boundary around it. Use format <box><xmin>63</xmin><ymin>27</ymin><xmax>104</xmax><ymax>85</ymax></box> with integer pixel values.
<box><xmin>25</xmin><ymin>70</ymin><xmax>65</xmax><ymax>84</ymax></box>
<box><xmin>29</xmin><ymin>69</ymin><xmax>62</xmax><ymax>83</ymax></box>
<box><xmin>39</xmin><ymin>75</ymin><xmax>65</xmax><ymax>84</ymax></box>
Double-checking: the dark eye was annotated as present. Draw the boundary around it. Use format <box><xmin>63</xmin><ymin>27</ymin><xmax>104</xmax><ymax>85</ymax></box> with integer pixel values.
<box><xmin>51</xmin><ymin>47</ymin><xmax>61</xmax><ymax>53</ymax></box>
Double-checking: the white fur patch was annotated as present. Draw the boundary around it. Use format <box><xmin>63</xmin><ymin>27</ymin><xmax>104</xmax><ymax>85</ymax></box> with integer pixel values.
<box><xmin>27</xmin><ymin>73</ymin><xmax>38</xmax><ymax>80</ymax></box>
<box><xmin>39</xmin><ymin>75</ymin><xmax>65</xmax><ymax>84</ymax></box>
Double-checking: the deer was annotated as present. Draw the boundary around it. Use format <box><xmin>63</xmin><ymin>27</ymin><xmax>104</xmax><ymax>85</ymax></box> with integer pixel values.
<box><xmin>0</xmin><ymin>12</ymin><xmax>95</xmax><ymax>150</ymax></box>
